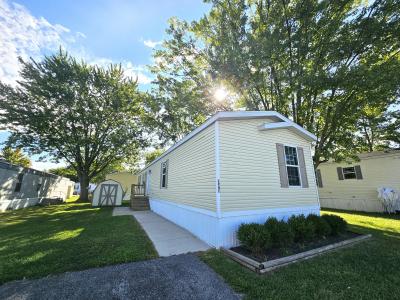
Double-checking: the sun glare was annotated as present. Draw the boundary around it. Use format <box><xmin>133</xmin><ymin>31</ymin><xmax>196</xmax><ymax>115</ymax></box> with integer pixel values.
<box><xmin>214</xmin><ymin>87</ymin><xmax>228</xmax><ymax>102</ymax></box>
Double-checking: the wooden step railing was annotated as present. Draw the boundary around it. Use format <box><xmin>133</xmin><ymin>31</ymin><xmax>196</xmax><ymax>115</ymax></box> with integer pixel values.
<box><xmin>131</xmin><ymin>184</ymin><xmax>146</xmax><ymax>197</ymax></box>
<box><xmin>130</xmin><ymin>184</ymin><xmax>149</xmax><ymax>211</ymax></box>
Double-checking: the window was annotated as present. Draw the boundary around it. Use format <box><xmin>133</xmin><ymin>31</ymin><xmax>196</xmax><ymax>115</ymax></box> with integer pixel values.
<box><xmin>284</xmin><ymin>146</ymin><xmax>301</xmax><ymax>186</ymax></box>
<box><xmin>342</xmin><ymin>167</ymin><xmax>356</xmax><ymax>179</ymax></box>
<box><xmin>14</xmin><ymin>173</ymin><xmax>24</xmax><ymax>192</ymax></box>
<box><xmin>160</xmin><ymin>161</ymin><xmax>168</xmax><ymax>188</ymax></box>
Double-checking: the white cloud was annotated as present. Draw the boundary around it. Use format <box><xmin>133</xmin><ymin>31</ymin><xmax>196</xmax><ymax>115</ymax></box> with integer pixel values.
<box><xmin>0</xmin><ymin>0</ymin><xmax>152</xmax><ymax>86</ymax></box>
<box><xmin>143</xmin><ymin>39</ymin><xmax>162</xmax><ymax>48</ymax></box>
<box><xmin>0</xmin><ymin>0</ymin><xmax>74</xmax><ymax>85</ymax></box>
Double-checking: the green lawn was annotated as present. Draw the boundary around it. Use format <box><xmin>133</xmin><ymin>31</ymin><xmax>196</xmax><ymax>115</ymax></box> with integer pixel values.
<box><xmin>202</xmin><ymin>209</ymin><xmax>400</xmax><ymax>299</ymax></box>
<box><xmin>0</xmin><ymin>199</ymin><xmax>157</xmax><ymax>284</ymax></box>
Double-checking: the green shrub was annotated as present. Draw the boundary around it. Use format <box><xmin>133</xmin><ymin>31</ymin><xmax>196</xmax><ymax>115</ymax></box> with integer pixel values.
<box><xmin>306</xmin><ymin>214</ymin><xmax>331</xmax><ymax>238</ymax></box>
<box><xmin>288</xmin><ymin>214</ymin><xmax>315</xmax><ymax>243</ymax></box>
<box><xmin>322</xmin><ymin>214</ymin><xmax>347</xmax><ymax>235</ymax></box>
<box><xmin>264</xmin><ymin>217</ymin><xmax>294</xmax><ymax>249</ymax></box>
<box><xmin>237</xmin><ymin>223</ymin><xmax>272</xmax><ymax>255</ymax></box>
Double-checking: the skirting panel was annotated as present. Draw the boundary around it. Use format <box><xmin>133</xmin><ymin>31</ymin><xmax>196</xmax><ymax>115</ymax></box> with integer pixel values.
<box><xmin>217</xmin><ymin>205</ymin><xmax>320</xmax><ymax>248</ymax></box>
<box><xmin>149</xmin><ymin>199</ymin><xmax>320</xmax><ymax>248</ymax></box>
<box><xmin>149</xmin><ymin>199</ymin><xmax>219</xmax><ymax>247</ymax></box>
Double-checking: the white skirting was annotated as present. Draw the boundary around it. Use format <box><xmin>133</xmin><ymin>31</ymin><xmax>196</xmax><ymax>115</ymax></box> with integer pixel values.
<box><xmin>149</xmin><ymin>198</ymin><xmax>320</xmax><ymax>248</ymax></box>
<box><xmin>0</xmin><ymin>198</ymin><xmax>40</xmax><ymax>212</ymax></box>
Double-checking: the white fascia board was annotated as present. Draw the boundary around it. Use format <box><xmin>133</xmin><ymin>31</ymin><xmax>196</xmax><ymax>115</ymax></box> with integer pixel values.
<box><xmin>258</xmin><ymin>120</ymin><xmax>317</xmax><ymax>142</ymax></box>
<box><xmin>140</xmin><ymin>111</ymin><xmax>316</xmax><ymax>172</ymax></box>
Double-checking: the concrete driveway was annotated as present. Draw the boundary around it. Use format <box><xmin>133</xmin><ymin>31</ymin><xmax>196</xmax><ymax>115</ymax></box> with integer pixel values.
<box><xmin>113</xmin><ymin>208</ymin><xmax>210</xmax><ymax>256</ymax></box>
<box><xmin>0</xmin><ymin>254</ymin><xmax>239</xmax><ymax>300</ymax></box>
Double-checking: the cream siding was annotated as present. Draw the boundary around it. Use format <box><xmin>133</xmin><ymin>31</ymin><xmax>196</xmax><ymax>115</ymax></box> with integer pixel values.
<box><xmin>318</xmin><ymin>153</ymin><xmax>400</xmax><ymax>212</ymax></box>
<box><xmin>140</xmin><ymin>124</ymin><xmax>216</xmax><ymax>211</ymax></box>
<box><xmin>105</xmin><ymin>172</ymin><xmax>138</xmax><ymax>200</ymax></box>
<box><xmin>218</xmin><ymin>119</ymin><xmax>319</xmax><ymax>212</ymax></box>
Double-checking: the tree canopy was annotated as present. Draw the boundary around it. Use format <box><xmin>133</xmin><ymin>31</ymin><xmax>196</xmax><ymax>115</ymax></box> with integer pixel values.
<box><xmin>0</xmin><ymin>147</ymin><xmax>32</xmax><ymax>168</ymax></box>
<box><xmin>147</xmin><ymin>0</ymin><xmax>400</xmax><ymax>166</ymax></box>
<box><xmin>0</xmin><ymin>50</ymin><xmax>145</xmax><ymax>200</ymax></box>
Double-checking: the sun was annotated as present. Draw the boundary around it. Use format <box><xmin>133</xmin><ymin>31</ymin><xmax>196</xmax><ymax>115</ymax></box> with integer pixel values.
<box><xmin>213</xmin><ymin>86</ymin><xmax>229</xmax><ymax>102</ymax></box>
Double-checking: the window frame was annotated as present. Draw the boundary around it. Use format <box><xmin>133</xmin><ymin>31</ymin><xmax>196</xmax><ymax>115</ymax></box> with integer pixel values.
<box><xmin>342</xmin><ymin>166</ymin><xmax>357</xmax><ymax>180</ymax></box>
<box><xmin>14</xmin><ymin>173</ymin><xmax>24</xmax><ymax>192</ymax></box>
<box><xmin>160</xmin><ymin>161</ymin><xmax>168</xmax><ymax>189</ymax></box>
<box><xmin>284</xmin><ymin>145</ymin><xmax>302</xmax><ymax>187</ymax></box>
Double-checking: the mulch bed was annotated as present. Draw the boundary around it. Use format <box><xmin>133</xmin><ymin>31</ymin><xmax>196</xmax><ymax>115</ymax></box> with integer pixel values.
<box><xmin>231</xmin><ymin>231</ymin><xmax>361</xmax><ymax>263</ymax></box>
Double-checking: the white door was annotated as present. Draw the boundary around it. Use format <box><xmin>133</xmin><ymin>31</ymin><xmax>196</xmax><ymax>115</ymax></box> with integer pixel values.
<box><xmin>145</xmin><ymin>171</ymin><xmax>151</xmax><ymax>196</ymax></box>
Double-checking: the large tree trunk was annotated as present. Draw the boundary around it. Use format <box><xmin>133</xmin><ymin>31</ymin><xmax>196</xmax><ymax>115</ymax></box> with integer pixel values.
<box><xmin>79</xmin><ymin>173</ymin><xmax>90</xmax><ymax>202</ymax></box>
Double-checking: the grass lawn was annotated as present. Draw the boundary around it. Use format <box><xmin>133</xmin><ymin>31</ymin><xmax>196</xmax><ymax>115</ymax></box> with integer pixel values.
<box><xmin>0</xmin><ymin>199</ymin><xmax>157</xmax><ymax>284</ymax></box>
<box><xmin>201</xmin><ymin>209</ymin><xmax>400</xmax><ymax>299</ymax></box>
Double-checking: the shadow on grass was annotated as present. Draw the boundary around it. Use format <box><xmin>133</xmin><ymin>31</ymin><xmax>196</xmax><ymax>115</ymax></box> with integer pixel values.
<box><xmin>0</xmin><ymin>202</ymin><xmax>157</xmax><ymax>284</ymax></box>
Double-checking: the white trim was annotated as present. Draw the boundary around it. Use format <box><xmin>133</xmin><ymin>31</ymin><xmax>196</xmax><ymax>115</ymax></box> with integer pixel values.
<box><xmin>284</xmin><ymin>145</ymin><xmax>302</xmax><ymax>187</ymax></box>
<box><xmin>150</xmin><ymin>198</ymin><xmax>217</xmax><ymax>217</ymax></box>
<box><xmin>258</xmin><ymin>121</ymin><xmax>317</xmax><ymax>142</ymax></box>
<box><xmin>139</xmin><ymin>111</ymin><xmax>317</xmax><ymax>172</ymax></box>
<box><xmin>215</xmin><ymin>121</ymin><xmax>221</xmax><ymax>218</ymax></box>
<box><xmin>310</xmin><ymin>144</ymin><xmax>322</xmax><ymax>210</ymax></box>
<box><xmin>220</xmin><ymin>204</ymin><xmax>320</xmax><ymax>218</ymax></box>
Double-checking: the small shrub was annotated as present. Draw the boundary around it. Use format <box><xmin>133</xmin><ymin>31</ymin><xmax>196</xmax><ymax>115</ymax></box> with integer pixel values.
<box><xmin>321</xmin><ymin>214</ymin><xmax>347</xmax><ymax>235</ymax></box>
<box><xmin>307</xmin><ymin>214</ymin><xmax>331</xmax><ymax>238</ymax></box>
<box><xmin>288</xmin><ymin>214</ymin><xmax>315</xmax><ymax>243</ymax></box>
<box><xmin>237</xmin><ymin>223</ymin><xmax>272</xmax><ymax>255</ymax></box>
<box><xmin>264</xmin><ymin>217</ymin><xmax>294</xmax><ymax>248</ymax></box>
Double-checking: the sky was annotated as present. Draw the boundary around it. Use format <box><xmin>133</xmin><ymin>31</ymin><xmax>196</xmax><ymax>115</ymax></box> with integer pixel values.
<box><xmin>0</xmin><ymin>0</ymin><xmax>210</xmax><ymax>170</ymax></box>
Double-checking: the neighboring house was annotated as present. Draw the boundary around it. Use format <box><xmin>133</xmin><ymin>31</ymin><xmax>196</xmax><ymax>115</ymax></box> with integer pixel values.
<box><xmin>0</xmin><ymin>160</ymin><xmax>74</xmax><ymax>211</ymax></box>
<box><xmin>317</xmin><ymin>150</ymin><xmax>400</xmax><ymax>213</ymax></box>
<box><xmin>106</xmin><ymin>171</ymin><xmax>138</xmax><ymax>200</ymax></box>
<box><xmin>137</xmin><ymin>111</ymin><xmax>320</xmax><ymax>248</ymax></box>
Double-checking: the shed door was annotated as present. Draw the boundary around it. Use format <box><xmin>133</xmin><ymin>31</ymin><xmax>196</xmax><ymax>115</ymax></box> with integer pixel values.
<box><xmin>99</xmin><ymin>184</ymin><xmax>118</xmax><ymax>206</ymax></box>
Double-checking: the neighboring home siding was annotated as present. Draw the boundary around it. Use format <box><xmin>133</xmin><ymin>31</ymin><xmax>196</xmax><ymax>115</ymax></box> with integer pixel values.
<box><xmin>318</xmin><ymin>152</ymin><xmax>400</xmax><ymax>212</ymax></box>
<box><xmin>105</xmin><ymin>172</ymin><xmax>138</xmax><ymax>200</ymax></box>
<box><xmin>0</xmin><ymin>166</ymin><xmax>73</xmax><ymax>201</ymax></box>
<box><xmin>141</xmin><ymin>124</ymin><xmax>216</xmax><ymax>212</ymax></box>
<box><xmin>218</xmin><ymin>119</ymin><xmax>319</xmax><ymax>212</ymax></box>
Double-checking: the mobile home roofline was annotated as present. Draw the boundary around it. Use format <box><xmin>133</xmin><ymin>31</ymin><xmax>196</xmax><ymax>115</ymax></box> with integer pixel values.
<box><xmin>140</xmin><ymin>111</ymin><xmax>317</xmax><ymax>172</ymax></box>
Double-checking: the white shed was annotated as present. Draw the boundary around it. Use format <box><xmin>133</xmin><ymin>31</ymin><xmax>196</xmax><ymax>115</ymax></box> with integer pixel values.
<box><xmin>137</xmin><ymin>111</ymin><xmax>320</xmax><ymax>248</ymax></box>
<box><xmin>92</xmin><ymin>179</ymin><xmax>123</xmax><ymax>207</ymax></box>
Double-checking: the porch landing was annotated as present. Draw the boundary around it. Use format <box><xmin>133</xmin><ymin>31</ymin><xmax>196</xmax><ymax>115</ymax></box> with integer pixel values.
<box><xmin>113</xmin><ymin>207</ymin><xmax>211</xmax><ymax>256</ymax></box>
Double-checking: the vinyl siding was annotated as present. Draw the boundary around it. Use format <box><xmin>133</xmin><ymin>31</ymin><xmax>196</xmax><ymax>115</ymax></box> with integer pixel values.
<box><xmin>140</xmin><ymin>124</ymin><xmax>216</xmax><ymax>211</ymax></box>
<box><xmin>105</xmin><ymin>172</ymin><xmax>138</xmax><ymax>200</ymax></box>
<box><xmin>318</xmin><ymin>153</ymin><xmax>400</xmax><ymax>212</ymax></box>
<box><xmin>219</xmin><ymin>119</ymin><xmax>319</xmax><ymax>212</ymax></box>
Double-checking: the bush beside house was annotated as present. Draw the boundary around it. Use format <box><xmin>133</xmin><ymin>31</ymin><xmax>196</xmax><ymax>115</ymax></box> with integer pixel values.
<box><xmin>238</xmin><ymin>214</ymin><xmax>347</xmax><ymax>255</ymax></box>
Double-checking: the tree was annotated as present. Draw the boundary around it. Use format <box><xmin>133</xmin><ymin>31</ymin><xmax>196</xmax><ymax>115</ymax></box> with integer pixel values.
<box><xmin>49</xmin><ymin>159</ymin><xmax>131</xmax><ymax>184</ymax></box>
<box><xmin>149</xmin><ymin>0</ymin><xmax>400</xmax><ymax>167</ymax></box>
<box><xmin>0</xmin><ymin>50</ymin><xmax>145</xmax><ymax>201</ymax></box>
<box><xmin>144</xmin><ymin>148</ymin><xmax>165</xmax><ymax>165</ymax></box>
<box><xmin>144</xmin><ymin>18</ymin><xmax>232</xmax><ymax>145</ymax></box>
<box><xmin>0</xmin><ymin>147</ymin><xmax>31</xmax><ymax>167</ymax></box>
<box><xmin>48</xmin><ymin>166</ymin><xmax>79</xmax><ymax>182</ymax></box>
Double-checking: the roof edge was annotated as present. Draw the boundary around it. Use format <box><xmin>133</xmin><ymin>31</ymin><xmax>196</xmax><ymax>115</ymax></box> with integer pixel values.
<box><xmin>140</xmin><ymin>111</ymin><xmax>316</xmax><ymax>172</ymax></box>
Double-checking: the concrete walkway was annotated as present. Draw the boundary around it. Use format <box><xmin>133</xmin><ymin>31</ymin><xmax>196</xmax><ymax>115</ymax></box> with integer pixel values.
<box><xmin>113</xmin><ymin>207</ymin><xmax>211</xmax><ymax>256</ymax></box>
<box><xmin>0</xmin><ymin>254</ymin><xmax>239</xmax><ymax>300</ymax></box>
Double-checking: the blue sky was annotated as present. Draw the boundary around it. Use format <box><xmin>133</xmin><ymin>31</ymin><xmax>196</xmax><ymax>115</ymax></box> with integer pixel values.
<box><xmin>0</xmin><ymin>0</ymin><xmax>210</xmax><ymax>170</ymax></box>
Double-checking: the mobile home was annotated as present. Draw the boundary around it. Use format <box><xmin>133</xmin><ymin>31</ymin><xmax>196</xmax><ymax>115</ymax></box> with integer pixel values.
<box><xmin>138</xmin><ymin>111</ymin><xmax>320</xmax><ymax>248</ymax></box>
<box><xmin>317</xmin><ymin>150</ymin><xmax>400</xmax><ymax>212</ymax></box>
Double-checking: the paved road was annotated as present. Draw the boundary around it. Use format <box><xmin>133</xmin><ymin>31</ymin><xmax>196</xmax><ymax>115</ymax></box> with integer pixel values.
<box><xmin>0</xmin><ymin>254</ymin><xmax>239</xmax><ymax>300</ymax></box>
